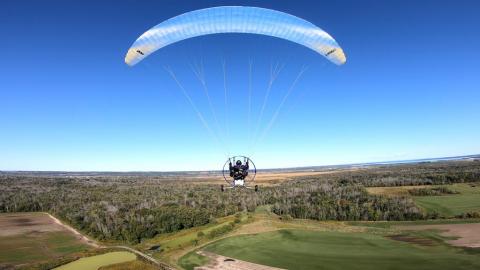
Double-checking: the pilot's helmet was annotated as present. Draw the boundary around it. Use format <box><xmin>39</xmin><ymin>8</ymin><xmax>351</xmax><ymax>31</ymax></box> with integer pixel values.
<box><xmin>236</xmin><ymin>160</ymin><xmax>242</xmax><ymax>166</ymax></box>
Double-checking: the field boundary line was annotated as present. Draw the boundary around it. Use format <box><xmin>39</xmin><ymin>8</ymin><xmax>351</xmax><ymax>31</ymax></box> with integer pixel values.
<box><xmin>45</xmin><ymin>212</ymin><xmax>102</xmax><ymax>248</ymax></box>
<box><xmin>45</xmin><ymin>212</ymin><xmax>175</xmax><ymax>269</ymax></box>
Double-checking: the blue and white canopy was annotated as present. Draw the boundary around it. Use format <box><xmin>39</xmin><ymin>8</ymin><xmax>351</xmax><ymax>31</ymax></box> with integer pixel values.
<box><xmin>125</xmin><ymin>6</ymin><xmax>346</xmax><ymax>66</ymax></box>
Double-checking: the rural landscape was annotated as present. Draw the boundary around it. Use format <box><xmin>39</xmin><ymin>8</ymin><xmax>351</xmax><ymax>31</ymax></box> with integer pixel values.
<box><xmin>2</xmin><ymin>0</ymin><xmax>480</xmax><ymax>269</ymax></box>
<box><xmin>2</xmin><ymin>158</ymin><xmax>480</xmax><ymax>269</ymax></box>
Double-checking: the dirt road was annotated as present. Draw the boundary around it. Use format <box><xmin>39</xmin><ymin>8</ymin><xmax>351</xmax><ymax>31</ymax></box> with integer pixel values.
<box><xmin>46</xmin><ymin>213</ymin><xmax>101</xmax><ymax>248</ymax></box>
<box><xmin>194</xmin><ymin>251</ymin><xmax>285</xmax><ymax>270</ymax></box>
<box><xmin>46</xmin><ymin>213</ymin><xmax>175</xmax><ymax>269</ymax></box>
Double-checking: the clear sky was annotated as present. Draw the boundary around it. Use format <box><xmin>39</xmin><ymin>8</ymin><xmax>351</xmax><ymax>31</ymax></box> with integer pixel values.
<box><xmin>1</xmin><ymin>0</ymin><xmax>479</xmax><ymax>171</ymax></box>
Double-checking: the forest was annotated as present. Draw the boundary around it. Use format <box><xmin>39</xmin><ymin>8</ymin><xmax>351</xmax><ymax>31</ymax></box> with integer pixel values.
<box><xmin>1</xmin><ymin>160</ymin><xmax>479</xmax><ymax>243</ymax></box>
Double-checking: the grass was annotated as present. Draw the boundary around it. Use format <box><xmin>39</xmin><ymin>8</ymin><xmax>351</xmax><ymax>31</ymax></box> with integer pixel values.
<box><xmin>99</xmin><ymin>259</ymin><xmax>158</xmax><ymax>270</ymax></box>
<box><xmin>178</xmin><ymin>251</ymin><xmax>210</xmax><ymax>270</ymax></box>
<box><xmin>414</xmin><ymin>184</ymin><xmax>480</xmax><ymax>217</ymax></box>
<box><xmin>367</xmin><ymin>184</ymin><xmax>480</xmax><ymax>218</ymax></box>
<box><xmin>139</xmin><ymin>215</ymin><xmax>238</xmax><ymax>253</ymax></box>
<box><xmin>0</xmin><ymin>231</ymin><xmax>89</xmax><ymax>266</ymax></box>
<box><xmin>348</xmin><ymin>218</ymin><xmax>480</xmax><ymax>228</ymax></box>
<box><xmin>137</xmin><ymin>213</ymin><xmax>251</xmax><ymax>267</ymax></box>
<box><xmin>202</xmin><ymin>229</ymin><xmax>480</xmax><ymax>270</ymax></box>
<box><xmin>53</xmin><ymin>251</ymin><xmax>136</xmax><ymax>270</ymax></box>
<box><xmin>367</xmin><ymin>186</ymin><xmax>427</xmax><ymax>196</ymax></box>
<box><xmin>173</xmin><ymin>210</ymin><xmax>367</xmax><ymax>269</ymax></box>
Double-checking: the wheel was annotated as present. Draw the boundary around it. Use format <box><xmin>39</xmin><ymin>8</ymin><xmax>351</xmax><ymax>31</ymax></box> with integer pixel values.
<box><xmin>255</xmin><ymin>185</ymin><xmax>258</xmax><ymax>192</ymax></box>
<box><xmin>221</xmin><ymin>185</ymin><xmax>224</xmax><ymax>192</ymax></box>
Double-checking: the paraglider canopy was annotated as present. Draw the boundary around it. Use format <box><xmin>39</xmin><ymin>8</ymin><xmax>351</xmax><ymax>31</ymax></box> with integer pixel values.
<box><xmin>124</xmin><ymin>6</ymin><xmax>347</xmax><ymax>180</ymax></box>
<box><xmin>125</xmin><ymin>6</ymin><xmax>346</xmax><ymax>66</ymax></box>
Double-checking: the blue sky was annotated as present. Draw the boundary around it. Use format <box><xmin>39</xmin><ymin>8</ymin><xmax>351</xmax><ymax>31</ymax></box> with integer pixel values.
<box><xmin>1</xmin><ymin>0</ymin><xmax>479</xmax><ymax>171</ymax></box>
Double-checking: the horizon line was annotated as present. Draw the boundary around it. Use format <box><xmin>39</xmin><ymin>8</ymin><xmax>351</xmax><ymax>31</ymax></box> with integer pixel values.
<box><xmin>1</xmin><ymin>153</ymin><xmax>478</xmax><ymax>174</ymax></box>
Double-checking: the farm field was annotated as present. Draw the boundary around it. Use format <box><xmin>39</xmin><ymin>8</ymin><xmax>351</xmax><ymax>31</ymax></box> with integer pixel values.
<box><xmin>0</xmin><ymin>212</ymin><xmax>90</xmax><ymax>269</ymax></box>
<box><xmin>348</xmin><ymin>218</ymin><xmax>480</xmax><ymax>229</ymax></box>
<box><xmin>153</xmin><ymin>209</ymin><xmax>365</xmax><ymax>269</ymax></box>
<box><xmin>367</xmin><ymin>183</ymin><xmax>480</xmax><ymax>217</ymax></box>
<box><xmin>414</xmin><ymin>184</ymin><xmax>480</xmax><ymax>217</ymax></box>
<box><xmin>197</xmin><ymin>229</ymin><xmax>480</xmax><ymax>270</ymax></box>
<box><xmin>53</xmin><ymin>251</ymin><xmax>136</xmax><ymax>270</ymax></box>
<box><xmin>396</xmin><ymin>223</ymin><xmax>480</xmax><ymax>248</ymax></box>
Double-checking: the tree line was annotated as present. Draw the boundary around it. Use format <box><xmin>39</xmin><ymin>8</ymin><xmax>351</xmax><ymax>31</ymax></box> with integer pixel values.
<box><xmin>1</xmin><ymin>160</ymin><xmax>479</xmax><ymax>243</ymax></box>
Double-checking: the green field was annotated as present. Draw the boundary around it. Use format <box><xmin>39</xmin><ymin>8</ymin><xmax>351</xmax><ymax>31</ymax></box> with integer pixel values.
<box><xmin>348</xmin><ymin>218</ymin><xmax>480</xmax><ymax>228</ymax></box>
<box><xmin>414</xmin><ymin>184</ymin><xmax>480</xmax><ymax>217</ymax></box>
<box><xmin>138</xmin><ymin>213</ymin><xmax>249</xmax><ymax>267</ymax></box>
<box><xmin>0</xmin><ymin>231</ymin><xmax>89</xmax><ymax>267</ymax></box>
<box><xmin>145</xmin><ymin>216</ymin><xmax>237</xmax><ymax>252</ymax></box>
<box><xmin>178</xmin><ymin>251</ymin><xmax>211</xmax><ymax>270</ymax></box>
<box><xmin>53</xmin><ymin>251</ymin><xmax>136</xmax><ymax>270</ymax></box>
<box><xmin>196</xmin><ymin>229</ymin><xmax>480</xmax><ymax>270</ymax></box>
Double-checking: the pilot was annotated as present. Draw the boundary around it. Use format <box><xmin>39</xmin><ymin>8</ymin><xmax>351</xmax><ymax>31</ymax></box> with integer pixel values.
<box><xmin>229</xmin><ymin>159</ymin><xmax>249</xmax><ymax>186</ymax></box>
